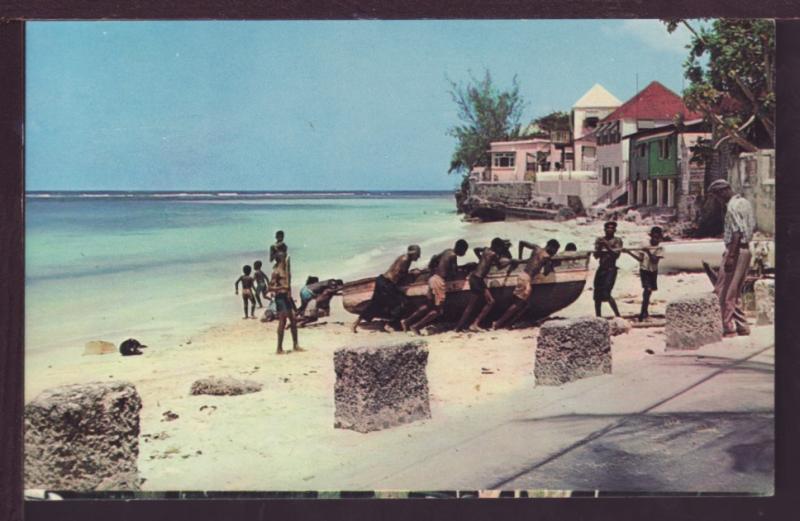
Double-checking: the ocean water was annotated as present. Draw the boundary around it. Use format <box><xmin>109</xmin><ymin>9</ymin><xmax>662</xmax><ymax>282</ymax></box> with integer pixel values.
<box><xmin>25</xmin><ymin>192</ymin><xmax>476</xmax><ymax>353</ymax></box>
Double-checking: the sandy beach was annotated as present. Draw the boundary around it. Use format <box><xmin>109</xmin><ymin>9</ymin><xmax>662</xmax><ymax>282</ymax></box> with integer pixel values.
<box><xmin>25</xmin><ymin>213</ymin><xmax>754</xmax><ymax>491</ymax></box>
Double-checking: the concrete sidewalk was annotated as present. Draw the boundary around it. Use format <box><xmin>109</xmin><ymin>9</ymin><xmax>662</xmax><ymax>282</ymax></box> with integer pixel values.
<box><xmin>316</xmin><ymin>326</ymin><xmax>774</xmax><ymax>494</ymax></box>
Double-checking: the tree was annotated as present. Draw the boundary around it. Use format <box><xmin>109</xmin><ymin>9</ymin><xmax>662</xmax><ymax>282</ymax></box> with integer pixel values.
<box><xmin>447</xmin><ymin>71</ymin><xmax>526</xmax><ymax>175</ymax></box>
<box><xmin>528</xmin><ymin>111</ymin><xmax>571</xmax><ymax>134</ymax></box>
<box><xmin>664</xmin><ymin>19</ymin><xmax>775</xmax><ymax>152</ymax></box>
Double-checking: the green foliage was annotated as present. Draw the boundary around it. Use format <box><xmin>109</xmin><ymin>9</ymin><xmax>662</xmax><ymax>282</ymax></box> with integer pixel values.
<box><xmin>447</xmin><ymin>70</ymin><xmax>526</xmax><ymax>175</ymax></box>
<box><xmin>530</xmin><ymin>111</ymin><xmax>571</xmax><ymax>133</ymax></box>
<box><xmin>665</xmin><ymin>19</ymin><xmax>775</xmax><ymax>149</ymax></box>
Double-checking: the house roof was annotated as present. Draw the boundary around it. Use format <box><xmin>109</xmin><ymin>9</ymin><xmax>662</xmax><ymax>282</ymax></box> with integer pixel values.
<box><xmin>573</xmin><ymin>83</ymin><xmax>622</xmax><ymax>109</ymax></box>
<box><xmin>626</xmin><ymin>119</ymin><xmax>711</xmax><ymax>141</ymax></box>
<box><xmin>602</xmin><ymin>81</ymin><xmax>702</xmax><ymax>123</ymax></box>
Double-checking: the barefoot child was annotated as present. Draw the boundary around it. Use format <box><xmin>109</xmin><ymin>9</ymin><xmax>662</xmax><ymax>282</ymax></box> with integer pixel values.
<box><xmin>253</xmin><ymin>260</ymin><xmax>269</xmax><ymax>308</ymax></box>
<box><xmin>624</xmin><ymin>226</ymin><xmax>664</xmax><ymax>322</ymax></box>
<box><xmin>235</xmin><ymin>265</ymin><xmax>257</xmax><ymax>319</ymax></box>
<box><xmin>270</xmin><ymin>251</ymin><xmax>303</xmax><ymax>354</ymax></box>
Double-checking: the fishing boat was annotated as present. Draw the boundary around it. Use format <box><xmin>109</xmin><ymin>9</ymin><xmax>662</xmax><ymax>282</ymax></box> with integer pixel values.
<box><xmin>340</xmin><ymin>252</ymin><xmax>591</xmax><ymax>322</ymax></box>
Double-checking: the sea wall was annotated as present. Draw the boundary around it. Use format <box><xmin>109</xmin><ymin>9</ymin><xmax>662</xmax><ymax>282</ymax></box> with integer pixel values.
<box><xmin>470</xmin><ymin>174</ymin><xmax>598</xmax><ymax>210</ymax></box>
<box><xmin>469</xmin><ymin>181</ymin><xmax>535</xmax><ymax>207</ymax></box>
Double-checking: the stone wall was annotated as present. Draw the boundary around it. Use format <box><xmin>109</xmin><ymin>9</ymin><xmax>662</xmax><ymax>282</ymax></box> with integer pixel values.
<box><xmin>470</xmin><ymin>181</ymin><xmax>535</xmax><ymax>207</ymax></box>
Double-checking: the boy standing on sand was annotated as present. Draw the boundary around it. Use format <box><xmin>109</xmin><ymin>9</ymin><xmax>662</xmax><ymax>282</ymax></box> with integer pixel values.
<box><xmin>402</xmin><ymin>239</ymin><xmax>469</xmax><ymax>334</ymax></box>
<box><xmin>269</xmin><ymin>251</ymin><xmax>303</xmax><ymax>355</ymax></box>
<box><xmin>352</xmin><ymin>245</ymin><xmax>421</xmax><ymax>333</ymax></box>
<box><xmin>235</xmin><ymin>265</ymin><xmax>257</xmax><ymax>319</ymax></box>
<box><xmin>269</xmin><ymin>230</ymin><xmax>287</xmax><ymax>263</ymax></box>
<box><xmin>492</xmin><ymin>238</ymin><xmax>560</xmax><ymax>330</ymax></box>
<box><xmin>624</xmin><ymin>226</ymin><xmax>664</xmax><ymax>322</ymax></box>
<box><xmin>253</xmin><ymin>260</ymin><xmax>269</xmax><ymax>308</ymax></box>
<box><xmin>593</xmin><ymin>221</ymin><xmax>623</xmax><ymax>318</ymax></box>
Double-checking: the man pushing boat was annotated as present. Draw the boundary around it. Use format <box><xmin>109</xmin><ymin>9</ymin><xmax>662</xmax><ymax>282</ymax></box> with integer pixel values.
<box><xmin>456</xmin><ymin>237</ymin><xmax>514</xmax><ymax>332</ymax></box>
<box><xmin>401</xmin><ymin>239</ymin><xmax>469</xmax><ymax>334</ymax></box>
<box><xmin>492</xmin><ymin>238</ymin><xmax>560</xmax><ymax>330</ymax></box>
<box><xmin>351</xmin><ymin>244</ymin><xmax>422</xmax><ymax>333</ymax></box>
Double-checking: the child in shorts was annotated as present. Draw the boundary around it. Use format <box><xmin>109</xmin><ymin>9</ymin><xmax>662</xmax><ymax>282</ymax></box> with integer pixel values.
<box><xmin>235</xmin><ymin>265</ymin><xmax>257</xmax><ymax>319</ymax></box>
<box><xmin>624</xmin><ymin>226</ymin><xmax>664</xmax><ymax>322</ymax></box>
<box><xmin>253</xmin><ymin>260</ymin><xmax>269</xmax><ymax>308</ymax></box>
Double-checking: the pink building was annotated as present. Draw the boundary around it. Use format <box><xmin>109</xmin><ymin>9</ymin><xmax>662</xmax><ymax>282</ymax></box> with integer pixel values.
<box><xmin>484</xmin><ymin>138</ymin><xmax>560</xmax><ymax>183</ymax></box>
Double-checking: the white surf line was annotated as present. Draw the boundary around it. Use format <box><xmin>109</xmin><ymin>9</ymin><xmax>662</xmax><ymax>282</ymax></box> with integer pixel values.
<box><xmin>486</xmin><ymin>343</ymin><xmax>775</xmax><ymax>490</ymax></box>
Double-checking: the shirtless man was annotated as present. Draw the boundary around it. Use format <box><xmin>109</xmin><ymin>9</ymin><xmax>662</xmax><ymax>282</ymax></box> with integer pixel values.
<box><xmin>352</xmin><ymin>245</ymin><xmax>421</xmax><ymax>332</ymax></box>
<box><xmin>492</xmin><ymin>239</ymin><xmax>560</xmax><ymax>330</ymax></box>
<box><xmin>269</xmin><ymin>250</ymin><xmax>303</xmax><ymax>354</ymax></box>
<box><xmin>593</xmin><ymin>221</ymin><xmax>623</xmax><ymax>318</ymax></box>
<box><xmin>456</xmin><ymin>238</ymin><xmax>511</xmax><ymax>332</ymax></box>
<box><xmin>402</xmin><ymin>239</ymin><xmax>469</xmax><ymax>334</ymax></box>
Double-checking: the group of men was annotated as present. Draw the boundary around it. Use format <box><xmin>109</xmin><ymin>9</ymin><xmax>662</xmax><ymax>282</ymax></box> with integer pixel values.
<box><xmin>352</xmin><ymin>178</ymin><xmax>757</xmax><ymax>335</ymax></box>
<box><xmin>350</xmin><ymin>236</ymin><xmax>564</xmax><ymax>334</ymax></box>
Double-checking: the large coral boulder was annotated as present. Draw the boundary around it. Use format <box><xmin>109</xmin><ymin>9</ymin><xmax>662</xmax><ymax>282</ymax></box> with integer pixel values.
<box><xmin>665</xmin><ymin>292</ymin><xmax>723</xmax><ymax>350</ymax></box>
<box><xmin>334</xmin><ymin>341</ymin><xmax>431</xmax><ymax>433</ymax></box>
<box><xmin>24</xmin><ymin>381</ymin><xmax>142</xmax><ymax>491</ymax></box>
<box><xmin>535</xmin><ymin>317</ymin><xmax>612</xmax><ymax>386</ymax></box>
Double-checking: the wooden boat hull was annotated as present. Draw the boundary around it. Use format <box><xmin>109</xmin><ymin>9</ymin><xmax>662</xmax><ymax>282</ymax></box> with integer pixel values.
<box><xmin>341</xmin><ymin>253</ymin><xmax>590</xmax><ymax>322</ymax></box>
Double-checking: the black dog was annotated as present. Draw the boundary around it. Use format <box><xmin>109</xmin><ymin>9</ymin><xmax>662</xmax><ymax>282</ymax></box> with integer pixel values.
<box><xmin>119</xmin><ymin>338</ymin><xmax>147</xmax><ymax>356</ymax></box>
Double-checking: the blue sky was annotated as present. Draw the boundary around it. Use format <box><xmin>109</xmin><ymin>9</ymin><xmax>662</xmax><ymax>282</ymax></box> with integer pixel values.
<box><xmin>26</xmin><ymin>20</ymin><xmax>696</xmax><ymax>191</ymax></box>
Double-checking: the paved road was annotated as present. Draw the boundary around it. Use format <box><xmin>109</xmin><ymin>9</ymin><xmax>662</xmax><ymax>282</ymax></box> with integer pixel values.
<box><xmin>339</xmin><ymin>332</ymin><xmax>774</xmax><ymax>494</ymax></box>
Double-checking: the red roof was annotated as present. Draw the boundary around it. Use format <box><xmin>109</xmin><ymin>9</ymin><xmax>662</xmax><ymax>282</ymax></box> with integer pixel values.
<box><xmin>602</xmin><ymin>81</ymin><xmax>702</xmax><ymax>123</ymax></box>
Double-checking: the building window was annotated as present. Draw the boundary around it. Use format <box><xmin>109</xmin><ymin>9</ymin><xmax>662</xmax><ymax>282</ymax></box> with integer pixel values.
<box><xmin>583</xmin><ymin>146</ymin><xmax>596</xmax><ymax>158</ymax></box>
<box><xmin>493</xmin><ymin>152</ymin><xmax>515</xmax><ymax>168</ymax></box>
<box><xmin>614</xmin><ymin>166</ymin><xmax>620</xmax><ymax>185</ymax></box>
<box><xmin>638</xmin><ymin>144</ymin><xmax>647</xmax><ymax>157</ymax></box>
<box><xmin>658</xmin><ymin>139</ymin><xmax>670</xmax><ymax>159</ymax></box>
<box><xmin>584</xmin><ymin>116</ymin><xmax>599</xmax><ymax>129</ymax></box>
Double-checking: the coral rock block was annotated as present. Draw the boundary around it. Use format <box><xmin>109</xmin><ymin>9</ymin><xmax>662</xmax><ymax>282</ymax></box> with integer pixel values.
<box><xmin>665</xmin><ymin>292</ymin><xmax>723</xmax><ymax>350</ymax></box>
<box><xmin>334</xmin><ymin>341</ymin><xmax>431</xmax><ymax>433</ymax></box>
<box><xmin>535</xmin><ymin>317</ymin><xmax>611</xmax><ymax>386</ymax></box>
<box><xmin>25</xmin><ymin>381</ymin><xmax>142</xmax><ymax>491</ymax></box>
<box><xmin>754</xmin><ymin>279</ymin><xmax>775</xmax><ymax>326</ymax></box>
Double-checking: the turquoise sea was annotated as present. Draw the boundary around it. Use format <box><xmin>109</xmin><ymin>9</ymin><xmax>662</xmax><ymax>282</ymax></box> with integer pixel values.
<box><xmin>25</xmin><ymin>192</ymin><xmax>475</xmax><ymax>353</ymax></box>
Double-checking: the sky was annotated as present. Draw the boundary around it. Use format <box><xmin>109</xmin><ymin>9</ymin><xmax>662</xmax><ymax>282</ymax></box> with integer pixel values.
<box><xmin>26</xmin><ymin>20</ymin><xmax>697</xmax><ymax>192</ymax></box>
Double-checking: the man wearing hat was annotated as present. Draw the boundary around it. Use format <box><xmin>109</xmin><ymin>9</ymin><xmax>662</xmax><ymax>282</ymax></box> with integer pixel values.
<box><xmin>707</xmin><ymin>179</ymin><xmax>756</xmax><ymax>336</ymax></box>
<box><xmin>352</xmin><ymin>244</ymin><xmax>421</xmax><ymax>332</ymax></box>
<box><xmin>593</xmin><ymin>221</ymin><xmax>623</xmax><ymax>318</ymax></box>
